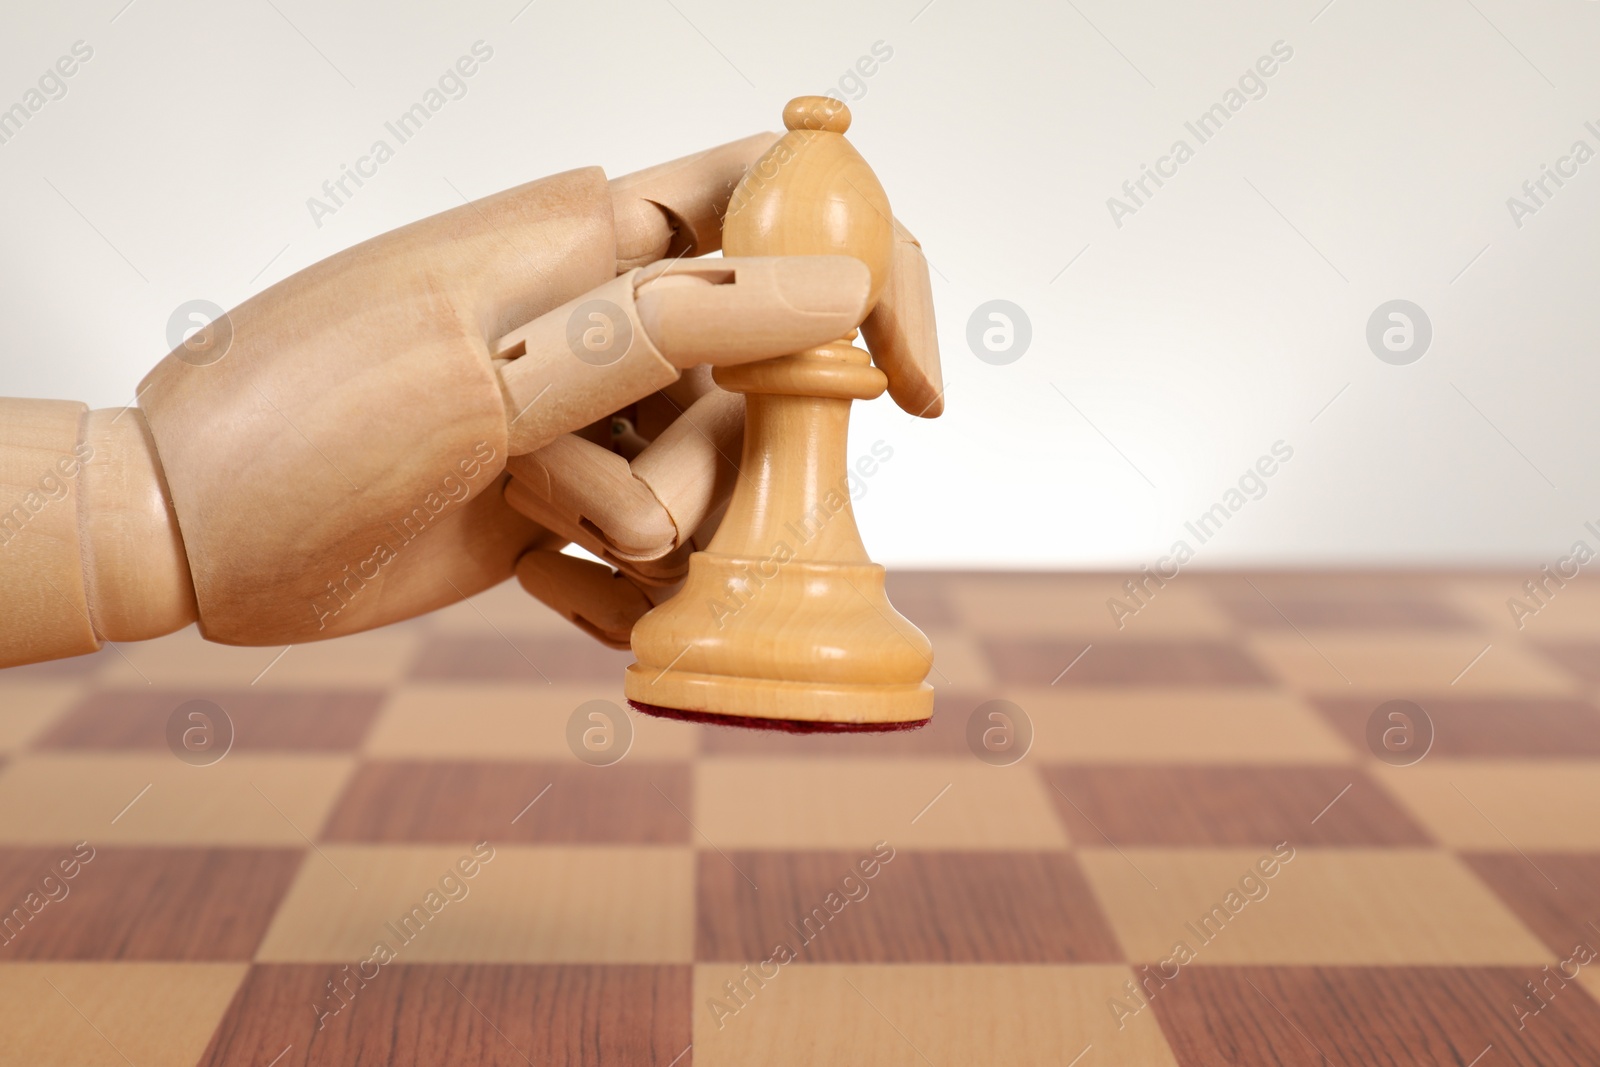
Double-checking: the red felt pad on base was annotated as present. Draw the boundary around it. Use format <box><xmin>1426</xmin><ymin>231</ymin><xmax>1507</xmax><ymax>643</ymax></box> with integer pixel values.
<box><xmin>627</xmin><ymin>699</ymin><xmax>931</xmax><ymax>734</ymax></box>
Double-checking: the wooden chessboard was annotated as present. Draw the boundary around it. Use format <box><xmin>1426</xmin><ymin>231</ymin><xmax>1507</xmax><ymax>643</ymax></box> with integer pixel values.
<box><xmin>3</xmin><ymin>570</ymin><xmax>1600</xmax><ymax>1066</ymax></box>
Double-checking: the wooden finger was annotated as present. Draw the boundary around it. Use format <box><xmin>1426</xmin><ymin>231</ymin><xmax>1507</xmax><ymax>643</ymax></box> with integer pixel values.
<box><xmin>609</xmin><ymin>132</ymin><xmax>778</xmax><ymax>270</ymax></box>
<box><xmin>494</xmin><ymin>271</ymin><xmax>680</xmax><ymax>455</ymax></box>
<box><xmin>515</xmin><ymin>548</ymin><xmax>676</xmax><ymax>649</ymax></box>
<box><xmin>493</xmin><ymin>257</ymin><xmax>868</xmax><ymax>455</ymax></box>
<box><xmin>502</xmin><ymin>472</ymin><xmax>692</xmax><ymax>585</ymax></box>
<box><xmin>861</xmin><ymin>219</ymin><xmax>945</xmax><ymax>418</ymax></box>
<box><xmin>634</xmin><ymin>255</ymin><xmax>869</xmax><ymax>367</ymax></box>
<box><xmin>630</xmin><ymin>388</ymin><xmax>744</xmax><ymax>552</ymax></box>
<box><xmin>504</xmin><ymin>434</ymin><xmax>674</xmax><ymax>560</ymax></box>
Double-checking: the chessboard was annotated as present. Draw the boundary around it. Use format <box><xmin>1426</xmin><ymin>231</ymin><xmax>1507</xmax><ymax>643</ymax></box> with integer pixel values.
<box><xmin>3</xmin><ymin>570</ymin><xmax>1600</xmax><ymax>1066</ymax></box>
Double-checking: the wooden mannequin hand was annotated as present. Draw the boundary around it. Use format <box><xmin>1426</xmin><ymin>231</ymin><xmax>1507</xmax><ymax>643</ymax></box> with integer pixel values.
<box><xmin>133</xmin><ymin>134</ymin><xmax>888</xmax><ymax>647</ymax></box>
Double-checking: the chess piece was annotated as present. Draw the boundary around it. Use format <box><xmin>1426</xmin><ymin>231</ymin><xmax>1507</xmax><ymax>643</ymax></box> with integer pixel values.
<box><xmin>624</xmin><ymin>96</ymin><xmax>938</xmax><ymax>730</ymax></box>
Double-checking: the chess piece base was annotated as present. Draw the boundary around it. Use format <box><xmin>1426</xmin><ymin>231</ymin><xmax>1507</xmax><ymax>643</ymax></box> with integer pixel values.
<box><xmin>626</xmin><ymin>697</ymin><xmax>931</xmax><ymax>733</ymax></box>
<box><xmin>624</xmin><ymin>664</ymin><xmax>933</xmax><ymax>725</ymax></box>
<box><xmin>623</xmin><ymin>552</ymin><xmax>934</xmax><ymax>726</ymax></box>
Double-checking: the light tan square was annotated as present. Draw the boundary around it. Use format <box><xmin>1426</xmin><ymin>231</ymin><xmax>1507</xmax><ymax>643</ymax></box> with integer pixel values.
<box><xmin>367</xmin><ymin>683</ymin><xmax>696</xmax><ymax>760</ymax></box>
<box><xmin>1080</xmin><ymin>847</ymin><xmax>1550</xmax><ymax>965</ymax></box>
<box><xmin>256</xmin><ymin>844</ymin><xmax>692</xmax><ymax>963</ymax></box>
<box><xmin>97</xmin><ymin>624</ymin><xmax>419</xmax><ymax>688</ymax></box>
<box><xmin>919</xmin><ymin>629</ymin><xmax>994</xmax><ymax>690</ymax></box>
<box><xmin>692</xmin><ymin>963</ymin><xmax>1178</xmax><ymax>1067</ymax></box>
<box><xmin>425</xmin><ymin>575</ymin><xmax>576</xmax><ymax>635</ymax></box>
<box><xmin>0</xmin><ymin>682</ymin><xmax>82</xmax><ymax>753</ymax></box>
<box><xmin>1247</xmin><ymin>631</ymin><xmax>1571</xmax><ymax>694</ymax></box>
<box><xmin>1444</xmin><ymin>576</ymin><xmax>1600</xmax><ymax>638</ymax></box>
<box><xmin>0</xmin><ymin>753</ymin><xmax>353</xmax><ymax>845</ymax></box>
<box><xmin>0</xmin><ymin>962</ymin><xmax>246</xmax><ymax>1067</ymax></box>
<box><xmin>694</xmin><ymin>759</ymin><xmax>1068</xmax><ymax>849</ymax></box>
<box><xmin>947</xmin><ymin>573</ymin><xmax>1233</xmax><ymax>638</ymax></box>
<box><xmin>1373</xmin><ymin>762</ymin><xmax>1600</xmax><ymax>850</ymax></box>
<box><xmin>1578</xmin><ymin>967</ymin><xmax>1600</xmax><ymax>1007</ymax></box>
<box><xmin>1020</xmin><ymin>687</ymin><xmax>1353</xmax><ymax>763</ymax></box>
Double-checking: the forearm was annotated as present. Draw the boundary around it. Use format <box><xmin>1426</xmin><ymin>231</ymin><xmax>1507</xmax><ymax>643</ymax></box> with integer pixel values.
<box><xmin>0</xmin><ymin>399</ymin><xmax>196</xmax><ymax>667</ymax></box>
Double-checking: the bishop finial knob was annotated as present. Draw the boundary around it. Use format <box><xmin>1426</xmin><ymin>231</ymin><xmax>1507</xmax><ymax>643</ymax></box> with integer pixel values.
<box><xmin>724</xmin><ymin>95</ymin><xmax>894</xmax><ymax>309</ymax></box>
<box><xmin>783</xmin><ymin>95</ymin><xmax>852</xmax><ymax>133</ymax></box>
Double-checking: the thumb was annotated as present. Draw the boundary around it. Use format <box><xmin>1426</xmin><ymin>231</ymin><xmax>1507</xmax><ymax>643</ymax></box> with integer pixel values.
<box><xmin>862</xmin><ymin>220</ymin><xmax>945</xmax><ymax>418</ymax></box>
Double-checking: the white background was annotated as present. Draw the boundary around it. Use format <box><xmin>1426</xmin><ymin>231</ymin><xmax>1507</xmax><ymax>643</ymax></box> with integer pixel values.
<box><xmin>2</xmin><ymin>0</ymin><xmax>1597</xmax><ymax>569</ymax></box>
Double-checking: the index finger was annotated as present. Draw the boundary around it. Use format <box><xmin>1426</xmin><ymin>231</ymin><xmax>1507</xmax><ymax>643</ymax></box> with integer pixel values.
<box><xmin>609</xmin><ymin>132</ymin><xmax>778</xmax><ymax>270</ymax></box>
<box><xmin>493</xmin><ymin>255</ymin><xmax>870</xmax><ymax>455</ymax></box>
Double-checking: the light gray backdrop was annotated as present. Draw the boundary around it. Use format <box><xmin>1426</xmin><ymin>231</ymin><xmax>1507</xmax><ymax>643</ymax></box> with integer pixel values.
<box><xmin>2</xmin><ymin>0</ymin><xmax>1596</xmax><ymax>569</ymax></box>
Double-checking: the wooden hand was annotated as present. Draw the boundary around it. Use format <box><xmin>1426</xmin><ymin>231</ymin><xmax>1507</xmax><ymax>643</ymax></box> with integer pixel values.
<box><xmin>0</xmin><ymin>133</ymin><xmax>892</xmax><ymax>666</ymax></box>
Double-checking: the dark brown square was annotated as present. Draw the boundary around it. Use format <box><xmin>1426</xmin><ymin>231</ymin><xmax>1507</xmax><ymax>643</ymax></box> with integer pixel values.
<box><xmin>983</xmin><ymin>639</ymin><xmax>1274</xmax><ymax>687</ymax></box>
<box><xmin>696</xmin><ymin>849</ymin><xmax>1121</xmax><ymax>963</ymax></box>
<box><xmin>197</xmin><ymin>964</ymin><xmax>691</xmax><ymax>1067</ymax></box>
<box><xmin>1041</xmin><ymin>765</ymin><xmax>1433</xmax><ymax>846</ymax></box>
<box><xmin>1313</xmin><ymin>696</ymin><xmax>1600</xmax><ymax>758</ymax></box>
<box><xmin>1535</xmin><ymin>643</ymin><xmax>1600</xmax><ymax>684</ymax></box>
<box><xmin>1463</xmin><ymin>852</ymin><xmax>1600</xmax><ymax>957</ymax></box>
<box><xmin>320</xmin><ymin>761</ymin><xmax>691</xmax><ymax>844</ymax></box>
<box><xmin>1149</xmin><ymin>966</ymin><xmax>1600</xmax><ymax>1067</ymax></box>
<box><xmin>0</xmin><ymin>847</ymin><xmax>301</xmax><ymax>960</ymax></box>
<box><xmin>1207</xmin><ymin>576</ymin><xmax>1475</xmax><ymax>629</ymax></box>
<box><xmin>883</xmin><ymin>570</ymin><xmax>959</xmax><ymax>628</ymax></box>
<box><xmin>36</xmin><ymin>689</ymin><xmax>384</xmax><ymax>751</ymax></box>
<box><xmin>410</xmin><ymin>634</ymin><xmax>635</xmax><ymax>683</ymax></box>
<box><xmin>1</xmin><ymin>647</ymin><xmax>113</xmax><ymax>680</ymax></box>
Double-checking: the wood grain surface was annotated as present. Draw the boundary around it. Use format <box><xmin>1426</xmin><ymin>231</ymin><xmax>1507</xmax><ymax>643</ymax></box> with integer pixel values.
<box><xmin>0</xmin><ymin>571</ymin><xmax>1598</xmax><ymax>1066</ymax></box>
